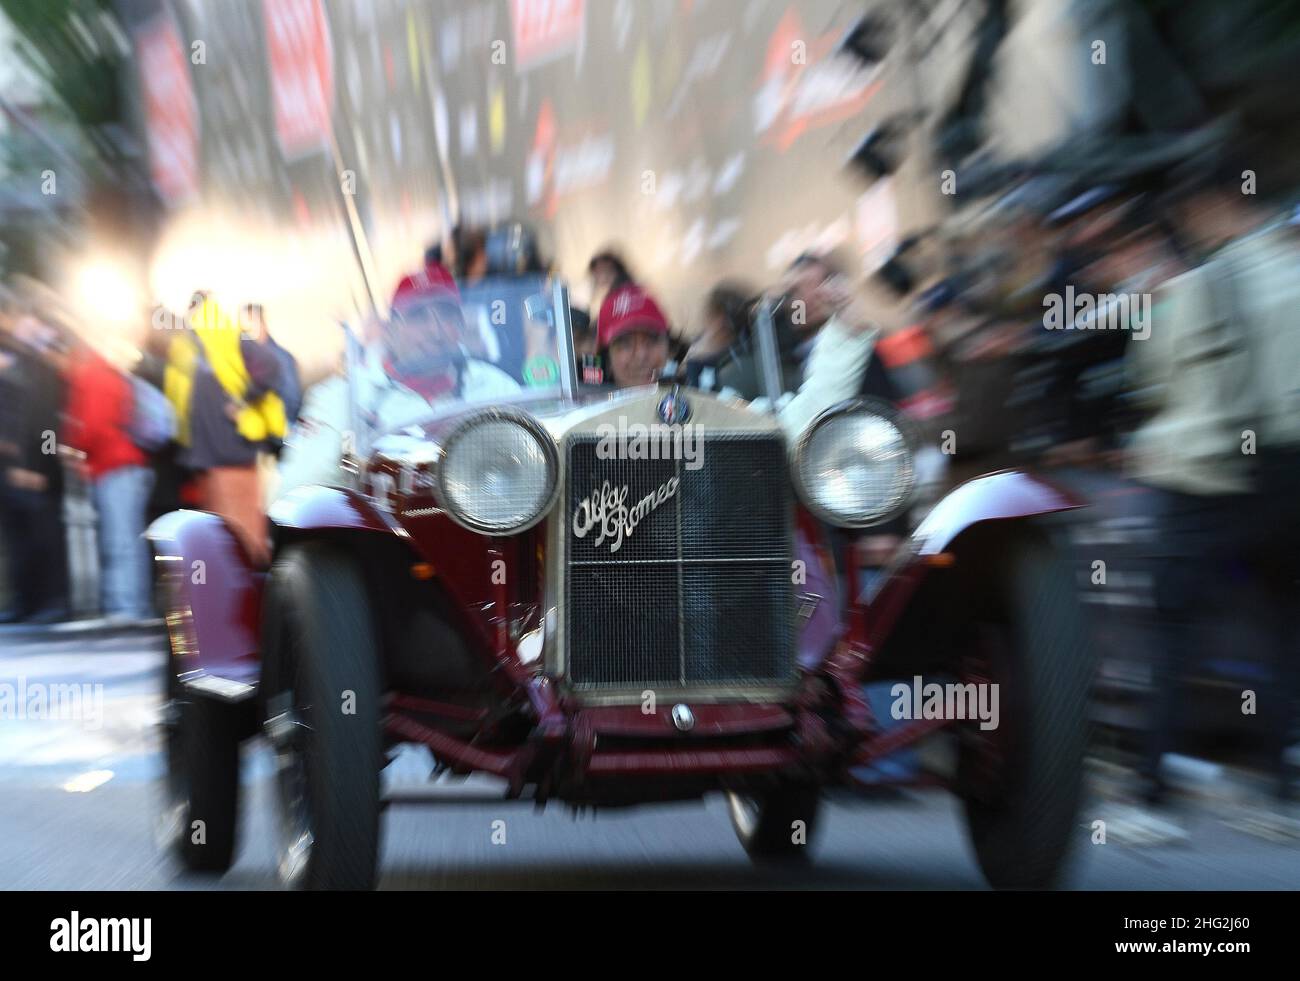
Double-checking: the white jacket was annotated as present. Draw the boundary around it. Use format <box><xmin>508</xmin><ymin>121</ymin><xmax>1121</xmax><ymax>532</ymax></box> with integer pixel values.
<box><xmin>1126</xmin><ymin>261</ymin><xmax>1255</xmax><ymax>496</ymax></box>
<box><xmin>273</xmin><ymin>347</ymin><xmax>519</xmax><ymax>504</ymax></box>
<box><xmin>775</xmin><ymin>314</ymin><xmax>879</xmax><ymax>439</ymax></box>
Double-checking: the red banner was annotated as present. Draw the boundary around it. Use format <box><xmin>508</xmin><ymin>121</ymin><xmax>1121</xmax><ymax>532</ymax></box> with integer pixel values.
<box><xmin>263</xmin><ymin>0</ymin><xmax>335</xmax><ymax>158</ymax></box>
<box><xmin>511</xmin><ymin>0</ymin><xmax>585</xmax><ymax>72</ymax></box>
<box><xmin>135</xmin><ymin>15</ymin><xmax>199</xmax><ymax>204</ymax></box>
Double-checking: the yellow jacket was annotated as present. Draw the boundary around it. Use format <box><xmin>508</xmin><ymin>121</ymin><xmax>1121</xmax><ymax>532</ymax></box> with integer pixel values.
<box><xmin>164</xmin><ymin>299</ymin><xmax>286</xmax><ymax>447</ymax></box>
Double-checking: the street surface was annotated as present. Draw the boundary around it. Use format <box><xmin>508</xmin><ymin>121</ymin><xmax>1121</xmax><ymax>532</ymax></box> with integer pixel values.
<box><xmin>1</xmin><ymin>626</ymin><xmax>1297</xmax><ymax>890</ymax></box>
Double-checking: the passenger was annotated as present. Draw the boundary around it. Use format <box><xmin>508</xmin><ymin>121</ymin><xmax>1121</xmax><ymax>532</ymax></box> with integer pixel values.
<box><xmin>773</xmin><ymin>251</ymin><xmax>897</xmax><ymax>438</ymax></box>
<box><xmin>682</xmin><ymin>282</ymin><xmax>755</xmax><ymax>392</ymax></box>
<box><xmin>596</xmin><ymin>283</ymin><xmax>671</xmax><ymax>389</ymax></box>
<box><xmin>275</xmin><ymin>284</ymin><xmax>519</xmax><ymax>501</ymax></box>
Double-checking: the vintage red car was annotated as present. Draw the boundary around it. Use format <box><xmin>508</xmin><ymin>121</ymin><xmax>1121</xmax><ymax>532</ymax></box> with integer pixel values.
<box><xmin>151</xmin><ymin>273</ymin><xmax>1093</xmax><ymax>889</ymax></box>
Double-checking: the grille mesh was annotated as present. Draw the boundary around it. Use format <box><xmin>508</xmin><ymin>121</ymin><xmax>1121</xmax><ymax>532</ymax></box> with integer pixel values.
<box><xmin>565</xmin><ymin>432</ymin><xmax>795</xmax><ymax>690</ymax></box>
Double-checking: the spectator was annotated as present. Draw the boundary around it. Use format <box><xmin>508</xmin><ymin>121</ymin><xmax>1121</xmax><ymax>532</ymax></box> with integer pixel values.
<box><xmin>1121</xmin><ymin>175</ymin><xmax>1300</xmax><ymax>838</ymax></box>
<box><xmin>0</xmin><ymin>312</ymin><xmax>69</xmax><ymax>623</ymax></box>
<box><xmin>242</xmin><ymin>303</ymin><xmax>302</xmax><ymax>427</ymax></box>
<box><xmin>136</xmin><ymin>307</ymin><xmax>196</xmax><ymax>523</ymax></box>
<box><xmin>166</xmin><ymin>294</ymin><xmax>285</xmax><ymax>567</ymax></box>
<box><xmin>63</xmin><ymin>341</ymin><xmax>154</xmax><ymax>623</ymax></box>
<box><xmin>587</xmin><ymin>248</ymin><xmax>634</xmax><ymax>297</ymax></box>
<box><xmin>1230</xmin><ymin>206</ymin><xmax>1300</xmax><ymax>818</ymax></box>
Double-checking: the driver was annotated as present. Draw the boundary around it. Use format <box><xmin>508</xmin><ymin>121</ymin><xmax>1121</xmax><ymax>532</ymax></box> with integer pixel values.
<box><xmin>274</xmin><ymin>284</ymin><xmax>519</xmax><ymax>502</ymax></box>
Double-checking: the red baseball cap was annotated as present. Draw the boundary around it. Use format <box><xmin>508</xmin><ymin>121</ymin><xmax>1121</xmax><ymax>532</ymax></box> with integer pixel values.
<box><xmin>598</xmin><ymin>284</ymin><xmax>669</xmax><ymax>349</ymax></box>
<box><xmin>392</xmin><ymin>260</ymin><xmax>459</xmax><ymax>311</ymax></box>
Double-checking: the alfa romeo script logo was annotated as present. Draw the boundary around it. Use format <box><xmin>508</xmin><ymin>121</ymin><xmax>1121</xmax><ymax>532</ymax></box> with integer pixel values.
<box><xmin>572</xmin><ymin>477</ymin><xmax>680</xmax><ymax>553</ymax></box>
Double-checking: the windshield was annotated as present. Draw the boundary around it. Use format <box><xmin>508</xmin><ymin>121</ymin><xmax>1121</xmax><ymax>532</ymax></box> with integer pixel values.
<box><xmin>351</xmin><ymin>273</ymin><xmax>578</xmax><ymax>441</ymax></box>
<box><xmin>340</xmin><ymin>273</ymin><xmax>579</xmax><ymax>454</ymax></box>
<box><xmin>687</xmin><ymin>292</ymin><xmax>800</xmax><ymax>407</ymax></box>
<box><xmin>454</xmin><ymin>274</ymin><xmax>574</xmax><ymax>392</ymax></box>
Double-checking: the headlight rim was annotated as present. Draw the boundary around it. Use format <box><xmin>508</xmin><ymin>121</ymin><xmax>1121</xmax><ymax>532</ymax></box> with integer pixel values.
<box><xmin>433</xmin><ymin>407</ymin><xmax>560</xmax><ymax>535</ymax></box>
<box><xmin>791</xmin><ymin>397</ymin><xmax>918</xmax><ymax>529</ymax></box>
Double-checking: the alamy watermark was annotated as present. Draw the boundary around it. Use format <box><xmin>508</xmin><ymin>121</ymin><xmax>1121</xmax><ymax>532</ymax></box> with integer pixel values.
<box><xmin>1042</xmin><ymin>286</ymin><xmax>1151</xmax><ymax>341</ymax></box>
<box><xmin>50</xmin><ymin>911</ymin><xmax>151</xmax><ymax>961</ymax></box>
<box><xmin>594</xmin><ymin>417</ymin><xmax>705</xmax><ymax>471</ymax></box>
<box><xmin>890</xmin><ymin>675</ymin><xmax>1000</xmax><ymax>731</ymax></box>
<box><xmin>0</xmin><ymin>676</ymin><xmax>104</xmax><ymax>730</ymax></box>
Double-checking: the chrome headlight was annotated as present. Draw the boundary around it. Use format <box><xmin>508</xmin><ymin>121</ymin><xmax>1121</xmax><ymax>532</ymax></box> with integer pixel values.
<box><xmin>792</xmin><ymin>400</ymin><xmax>916</xmax><ymax>528</ymax></box>
<box><xmin>435</xmin><ymin>410</ymin><xmax>559</xmax><ymax>534</ymax></box>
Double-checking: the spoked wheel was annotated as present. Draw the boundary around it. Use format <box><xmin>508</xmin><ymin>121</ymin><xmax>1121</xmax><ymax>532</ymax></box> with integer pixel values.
<box><xmin>727</xmin><ymin>784</ymin><xmax>821</xmax><ymax>862</ymax></box>
<box><xmin>955</xmin><ymin>536</ymin><xmax>1095</xmax><ymax>890</ymax></box>
<box><xmin>262</xmin><ymin>543</ymin><xmax>382</xmax><ymax>890</ymax></box>
<box><xmin>158</xmin><ymin>648</ymin><xmax>241</xmax><ymax>873</ymax></box>
<box><xmin>266</xmin><ymin>691</ymin><xmax>315</xmax><ymax>885</ymax></box>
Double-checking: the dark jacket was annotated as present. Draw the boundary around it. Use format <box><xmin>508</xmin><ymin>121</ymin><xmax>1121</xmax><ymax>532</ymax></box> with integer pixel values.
<box><xmin>0</xmin><ymin>339</ymin><xmax>65</xmax><ymax>487</ymax></box>
<box><xmin>266</xmin><ymin>337</ymin><xmax>302</xmax><ymax>424</ymax></box>
<box><xmin>184</xmin><ymin>336</ymin><xmax>283</xmax><ymax>470</ymax></box>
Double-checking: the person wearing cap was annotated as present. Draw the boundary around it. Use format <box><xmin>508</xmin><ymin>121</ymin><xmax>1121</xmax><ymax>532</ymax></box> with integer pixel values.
<box><xmin>597</xmin><ymin>284</ymin><xmax>672</xmax><ymax>388</ymax></box>
<box><xmin>275</xmin><ymin>284</ymin><xmax>519</xmax><ymax>503</ymax></box>
<box><xmin>392</xmin><ymin>245</ymin><xmax>458</xmax><ymax>311</ymax></box>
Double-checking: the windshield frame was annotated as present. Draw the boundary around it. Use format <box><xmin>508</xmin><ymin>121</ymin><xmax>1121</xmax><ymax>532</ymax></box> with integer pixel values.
<box><xmin>750</xmin><ymin>293</ymin><xmax>788</xmax><ymax>406</ymax></box>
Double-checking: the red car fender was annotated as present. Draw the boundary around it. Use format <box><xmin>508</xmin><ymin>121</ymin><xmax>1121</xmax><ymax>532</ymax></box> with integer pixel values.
<box><xmin>147</xmin><ymin>509</ymin><xmax>265</xmax><ymax>693</ymax></box>
<box><xmin>267</xmin><ymin>483</ymin><xmax>400</xmax><ymax>537</ymax></box>
<box><xmin>827</xmin><ymin>470</ymin><xmax>1083</xmax><ymax>686</ymax></box>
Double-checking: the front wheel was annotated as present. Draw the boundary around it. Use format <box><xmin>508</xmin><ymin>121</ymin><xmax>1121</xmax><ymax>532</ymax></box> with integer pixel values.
<box><xmin>159</xmin><ymin>656</ymin><xmax>241</xmax><ymax>873</ymax></box>
<box><xmin>262</xmin><ymin>543</ymin><xmax>382</xmax><ymax>890</ymax></box>
<box><xmin>957</xmin><ymin>536</ymin><xmax>1095</xmax><ymax>889</ymax></box>
<box><xmin>727</xmin><ymin>785</ymin><xmax>821</xmax><ymax>862</ymax></box>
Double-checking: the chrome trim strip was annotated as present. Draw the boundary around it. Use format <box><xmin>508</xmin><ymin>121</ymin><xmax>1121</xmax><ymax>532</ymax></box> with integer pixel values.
<box><xmin>569</xmin><ymin>684</ymin><xmax>797</xmax><ymax>706</ymax></box>
<box><xmin>183</xmin><ymin>673</ymin><xmax>256</xmax><ymax>703</ymax></box>
<box><xmin>553</xmin><ymin>278</ymin><xmax>579</xmax><ymax>398</ymax></box>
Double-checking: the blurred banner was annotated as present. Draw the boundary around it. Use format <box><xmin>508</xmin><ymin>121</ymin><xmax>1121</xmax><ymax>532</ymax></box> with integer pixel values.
<box><xmin>116</xmin><ymin>2</ymin><xmax>899</xmax><ymax>348</ymax></box>
<box><xmin>117</xmin><ymin>0</ymin><xmax>1096</xmax><ymax>375</ymax></box>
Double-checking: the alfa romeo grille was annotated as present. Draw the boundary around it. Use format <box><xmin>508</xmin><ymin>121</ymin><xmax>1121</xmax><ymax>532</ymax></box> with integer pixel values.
<box><xmin>565</xmin><ymin>432</ymin><xmax>796</xmax><ymax>690</ymax></box>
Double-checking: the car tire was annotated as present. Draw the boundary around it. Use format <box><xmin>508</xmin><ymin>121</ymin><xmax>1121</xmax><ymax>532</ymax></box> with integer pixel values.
<box><xmin>262</xmin><ymin>542</ymin><xmax>382</xmax><ymax>890</ymax></box>
<box><xmin>160</xmin><ymin>654</ymin><xmax>241</xmax><ymax>873</ymax></box>
<box><xmin>727</xmin><ymin>785</ymin><xmax>821</xmax><ymax>862</ymax></box>
<box><xmin>957</xmin><ymin>535</ymin><xmax>1094</xmax><ymax>890</ymax></box>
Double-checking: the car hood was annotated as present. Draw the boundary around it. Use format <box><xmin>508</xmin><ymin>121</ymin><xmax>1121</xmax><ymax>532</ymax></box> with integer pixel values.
<box><xmin>366</xmin><ymin>383</ymin><xmax>772</xmax><ymax>469</ymax></box>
